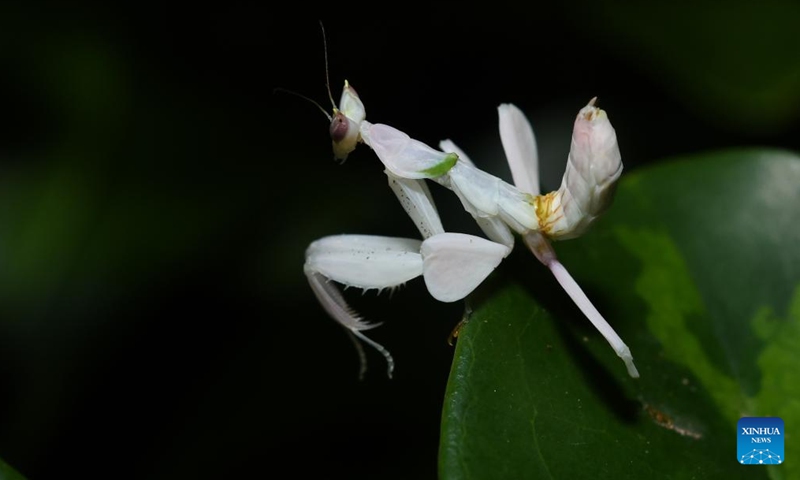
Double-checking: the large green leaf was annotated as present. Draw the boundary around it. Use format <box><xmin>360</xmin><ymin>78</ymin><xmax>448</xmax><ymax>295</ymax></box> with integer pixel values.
<box><xmin>440</xmin><ymin>150</ymin><xmax>800</xmax><ymax>479</ymax></box>
<box><xmin>0</xmin><ymin>459</ymin><xmax>27</xmax><ymax>480</ymax></box>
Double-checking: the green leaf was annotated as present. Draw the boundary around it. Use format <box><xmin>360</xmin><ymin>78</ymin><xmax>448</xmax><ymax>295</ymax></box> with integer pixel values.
<box><xmin>0</xmin><ymin>458</ymin><xmax>27</xmax><ymax>480</ymax></box>
<box><xmin>440</xmin><ymin>150</ymin><xmax>800</xmax><ymax>479</ymax></box>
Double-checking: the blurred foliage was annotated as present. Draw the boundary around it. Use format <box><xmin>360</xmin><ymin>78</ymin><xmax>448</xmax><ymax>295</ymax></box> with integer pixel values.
<box><xmin>570</xmin><ymin>0</ymin><xmax>800</xmax><ymax>135</ymax></box>
<box><xmin>0</xmin><ymin>459</ymin><xmax>25</xmax><ymax>480</ymax></box>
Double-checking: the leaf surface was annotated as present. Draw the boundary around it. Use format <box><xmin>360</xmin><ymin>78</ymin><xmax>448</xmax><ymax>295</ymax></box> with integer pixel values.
<box><xmin>440</xmin><ymin>150</ymin><xmax>800</xmax><ymax>479</ymax></box>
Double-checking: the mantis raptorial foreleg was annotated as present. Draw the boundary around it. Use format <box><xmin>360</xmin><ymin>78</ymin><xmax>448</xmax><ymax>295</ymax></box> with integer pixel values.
<box><xmin>304</xmin><ymin>231</ymin><xmax>510</xmax><ymax>378</ymax></box>
<box><xmin>304</xmin><ymin>235</ymin><xmax>422</xmax><ymax>379</ymax></box>
<box><xmin>305</xmin><ymin>135</ymin><xmax>509</xmax><ymax>376</ymax></box>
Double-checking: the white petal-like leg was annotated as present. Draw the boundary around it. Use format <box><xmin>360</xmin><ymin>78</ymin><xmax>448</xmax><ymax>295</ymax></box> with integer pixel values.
<box><xmin>473</xmin><ymin>217</ymin><xmax>516</xmax><ymax>249</ymax></box>
<box><xmin>360</xmin><ymin>121</ymin><xmax>458</xmax><ymax>179</ymax></box>
<box><xmin>421</xmin><ymin>233</ymin><xmax>511</xmax><ymax>302</ymax></box>
<box><xmin>305</xmin><ymin>235</ymin><xmax>425</xmax><ymax>378</ymax></box>
<box><xmin>523</xmin><ymin>231</ymin><xmax>639</xmax><ymax>378</ymax></box>
<box><xmin>548</xmin><ymin>262</ymin><xmax>639</xmax><ymax>378</ymax></box>
<box><xmin>498</xmin><ymin>104</ymin><xmax>540</xmax><ymax>196</ymax></box>
<box><xmin>386</xmin><ymin>173</ymin><xmax>445</xmax><ymax>239</ymax></box>
<box><xmin>306</xmin><ymin>235</ymin><xmax>423</xmax><ymax>289</ymax></box>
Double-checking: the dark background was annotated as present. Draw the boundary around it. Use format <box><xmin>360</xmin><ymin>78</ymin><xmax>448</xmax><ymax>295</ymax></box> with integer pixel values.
<box><xmin>0</xmin><ymin>3</ymin><xmax>798</xmax><ymax>479</ymax></box>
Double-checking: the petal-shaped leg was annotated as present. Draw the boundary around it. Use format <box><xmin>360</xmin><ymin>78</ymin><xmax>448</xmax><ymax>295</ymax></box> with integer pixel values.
<box><xmin>386</xmin><ymin>173</ymin><xmax>445</xmax><ymax>240</ymax></box>
<box><xmin>305</xmin><ymin>234</ymin><xmax>425</xmax><ymax>378</ymax></box>
<box><xmin>306</xmin><ymin>234</ymin><xmax>423</xmax><ymax>289</ymax></box>
<box><xmin>523</xmin><ymin>231</ymin><xmax>639</xmax><ymax>378</ymax></box>
<box><xmin>473</xmin><ymin>216</ymin><xmax>516</xmax><ymax>249</ymax></box>
<box><xmin>421</xmin><ymin>233</ymin><xmax>511</xmax><ymax>303</ymax></box>
<box><xmin>498</xmin><ymin>103</ymin><xmax>540</xmax><ymax>196</ymax></box>
<box><xmin>548</xmin><ymin>261</ymin><xmax>639</xmax><ymax>378</ymax></box>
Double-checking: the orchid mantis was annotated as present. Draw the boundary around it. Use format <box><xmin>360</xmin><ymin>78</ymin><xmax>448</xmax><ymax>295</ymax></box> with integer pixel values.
<box><xmin>307</xmin><ymin>83</ymin><xmax>510</xmax><ymax>378</ymax></box>
<box><xmin>305</xmin><ymin>81</ymin><xmax>639</xmax><ymax>379</ymax></box>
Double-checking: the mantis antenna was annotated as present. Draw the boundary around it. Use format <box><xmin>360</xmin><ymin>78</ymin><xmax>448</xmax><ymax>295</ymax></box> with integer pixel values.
<box><xmin>273</xmin><ymin>87</ymin><xmax>331</xmax><ymax>121</ymax></box>
<box><xmin>319</xmin><ymin>20</ymin><xmax>337</xmax><ymax>111</ymax></box>
<box><xmin>270</xmin><ymin>21</ymin><xmax>339</xmax><ymax>122</ymax></box>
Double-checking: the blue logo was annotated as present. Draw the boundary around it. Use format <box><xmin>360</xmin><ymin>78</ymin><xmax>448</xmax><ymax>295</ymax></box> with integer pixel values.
<box><xmin>738</xmin><ymin>417</ymin><xmax>784</xmax><ymax>465</ymax></box>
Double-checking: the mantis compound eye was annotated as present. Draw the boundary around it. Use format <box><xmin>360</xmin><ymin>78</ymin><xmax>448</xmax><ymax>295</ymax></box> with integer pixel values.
<box><xmin>330</xmin><ymin>111</ymin><xmax>350</xmax><ymax>143</ymax></box>
<box><xmin>330</xmin><ymin>110</ymin><xmax>360</xmax><ymax>161</ymax></box>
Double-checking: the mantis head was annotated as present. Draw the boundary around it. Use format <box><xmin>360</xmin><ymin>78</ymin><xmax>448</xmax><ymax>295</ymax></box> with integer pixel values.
<box><xmin>330</xmin><ymin>80</ymin><xmax>366</xmax><ymax>161</ymax></box>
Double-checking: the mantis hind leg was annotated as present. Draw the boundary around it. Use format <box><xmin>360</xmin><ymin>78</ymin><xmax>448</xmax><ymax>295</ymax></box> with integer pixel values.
<box><xmin>447</xmin><ymin>300</ymin><xmax>473</xmax><ymax>346</ymax></box>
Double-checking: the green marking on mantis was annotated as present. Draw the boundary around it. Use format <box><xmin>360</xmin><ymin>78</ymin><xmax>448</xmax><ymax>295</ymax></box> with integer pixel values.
<box><xmin>419</xmin><ymin>152</ymin><xmax>458</xmax><ymax>177</ymax></box>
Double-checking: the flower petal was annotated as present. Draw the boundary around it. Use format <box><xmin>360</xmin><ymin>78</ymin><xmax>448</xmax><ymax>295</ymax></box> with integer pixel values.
<box><xmin>386</xmin><ymin>173</ymin><xmax>445</xmax><ymax>239</ymax></box>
